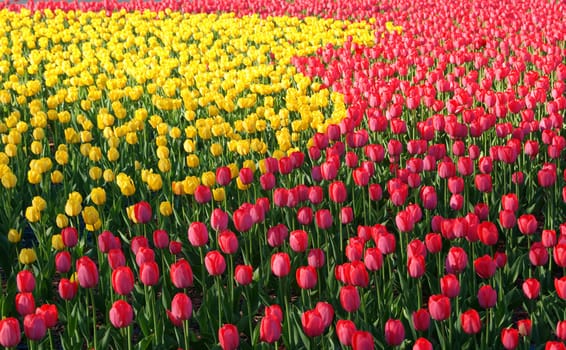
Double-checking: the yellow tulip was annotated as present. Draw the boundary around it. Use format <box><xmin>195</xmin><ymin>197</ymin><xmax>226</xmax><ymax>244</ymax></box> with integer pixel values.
<box><xmin>1</xmin><ymin>171</ymin><xmax>17</xmax><ymax>188</ymax></box>
<box><xmin>8</xmin><ymin>229</ymin><xmax>21</xmax><ymax>243</ymax></box>
<box><xmin>82</xmin><ymin>206</ymin><xmax>99</xmax><ymax>226</ymax></box>
<box><xmin>32</xmin><ymin>196</ymin><xmax>47</xmax><ymax>211</ymax></box>
<box><xmin>51</xmin><ymin>170</ymin><xmax>64</xmax><ymax>184</ymax></box>
<box><xmin>19</xmin><ymin>248</ymin><xmax>37</xmax><ymax>265</ymax></box>
<box><xmin>158</xmin><ymin>158</ymin><xmax>171</xmax><ymax>172</ymax></box>
<box><xmin>159</xmin><ymin>201</ymin><xmax>173</xmax><ymax>216</ymax></box>
<box><xmin>182</xmin><ymin>176</ymin><xmax>200</xmax><ymax>195</ymax></box>
<box><xmin>103</xmin><ymin>169</ymin><xmax>115</xmax><ymax>182</ymax></box>
<box><xmin>89</xmin><ymin>167</ymin><xmax>103</xmax><ymax>180</ymax></box>
<box><xmin>90</xmin><ymin>187</ymin><xmax>106</xmax><ymax>205</ymax></box>
<box><xmin>56</xmin><ymin>213</ymin><xmax>69</xmax><ymax>228</ymax></box>
<box><xmin>51</xmin><ymin>234</ymin><xmax>65</xmax><ymax>250</ymax></box>
<box><xmin>147</xmin><ymin>173</ymin><xmax>163</xmax><ymax>191</ymax></box>
<box><xmin>212</xmin><ymin>187</ymin><xmax>226</xmax><ymax>202</ymax></box>
<box><xmin>186</xmin><ymin>154</ymin><xmax>200</xmax><ymax>168</ymax></box>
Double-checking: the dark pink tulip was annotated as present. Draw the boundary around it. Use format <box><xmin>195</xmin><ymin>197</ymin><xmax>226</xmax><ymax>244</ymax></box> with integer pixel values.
<box><xmin>474</xmin><ymin>255</ymin><xmax>497</xmax><ymax>279</ymax></box>
<box><xmin>315</xmin><ymin>209</ymin><xmax>333</xmax><ymax>230</ymax></box>
<box><xmin>301</xmin><ymin>309</ymin><xmax>325</xmax><ymax>337</ymax></box>
<box><xmin>204</xmin><ymin>251</ymin><xmax>226</xmax><ymax>276</ymax></box>
<box><xmin>259</xmin><ymin>315</ymin><xmax>281</xmax><ymax>343</ymax></box>
<box><xmin>140</xmin><ymin>261</ymin><xmax>160</xmax><ymax>286</ymax></box>
<box><xmin>290</xmin><ymin>230</ymin><xmax>308</xmax><ymax>252</ymax></box>
<box><xmin>234</xmin><ymin>265</ymin><xmax>253</xmax><ymax>286</ymax></box>
<box><xmin>412</xmin><ymin>309</ymin><xmax>430</xmax><ymax>331</ymax></box>
<box><xmin>16</xmin><ymin>292</ymin><xmax>35</xmax><ymax>316</ymax></box>
<box><xmin>133</xmin><ymin>201</ymin><xmax>152</xmax><ymax>224</ymax></box>
<box><xmin>339</xmin><ymin>286</ymin><xmax>360</xmax><ymax>313</ymax></box>
<box><xmin>218</xmin><ymin>324</ymin><xmax>239</xmax><ymax>350</ymax></box>
<box><xmin>336</xmin><ymin>319</ymin><xmax>356</xmax><ymax>346</ymax></box>
<box><xmin>152</xmin><ymin>229</ymin><xmax>169</xmax><ymax>249</ymax></box>
<box><xmin>17</xmin><ymin>270</ymin><xmax>35</xmax><ymax>293</ymax></box>
<box><xmin>445</xmin><ymin>247</ymin><xmax>468</xmax><ymax>274</ymax></box>
<box><xmin>440</xmin><ymin>274</ymin><xmax>460</xmax><ymax>298</ymax></box>
<box><xmin>428</xmin><ymin>294</ymin><xmax>451</xmax><ymax>321</ymax></box>
<box><xmin>478</xmin><ymin>285</ymin><xmax>497</xmax><ymax>309</ymax></box>
<box><xmin>0</xmin><ymin>318</ymin><xmax>20</xmax><ymax>347</ymax></box>
<box><xmin>308</xmin><ymin>248</ymin><xmax>325</xmax><ymax>268</ymax></box>
<box><xmin>518</xmin><ymin>214</ymin><xmax>537</xmax><ymax>235</ymax></box>
<box><xmin>112</xmin><ymin>266</ymin><xmax>135</xmax><ymax>295</ymax></box>
<box><xmin>477</xmin><ymin>221</ymin><xmax>499</xmax><ymax>246</ymax></box>
<box><xmin>109</xmin><ymin>300</ymin><xmax>133</xmax><ymax>328</ymax></box>
<box><xmin>61</xmin><ymin>227</ymin><xmax>78</xmax><ymax>248</ymax></box>
<box><xmin>529</xmin><ymin>242</ymin><xmax>549</xmax><ymax>266</ymax></box>
<box><xmin>314</xmin><ymin>302</ymin><xmax>334</xmax><ymax>329</ymax></box>
<box><xmin>216</xmin><ymin>166</ymin><xmax>232</xmax><ymax>186</ymax></box>
<box><xmin>522</xmin><ymin>278</ymin><xmax>540</xmax><ymax>299</ymax></box>
<box><xmin>35</xmin><ymin>304</ymin><xmax>58</xmax><ymax>328</ymax></box>
<box><xmin>384</xmin><ymin>319</ymin><xmax>405</xmax><ymax>346</ymax></box>
<box><xmin>501</xmin><ymin>328</ymin><xmax>519</xmax><ymax>350</ymax></box>
<box><xmin>461</xmin><ymin>309</ymin><xmax>481</xmax><ymax>334</ymax></box>
<box><xmin>271</xmin><ymin>253</ymin><xmax>290</xmax><ymax>278</ymax></box>
<box><xmin>58</xmin><ymin>279</ymin><xmax>78</xmax><ymax>300</ymax></box>
<box><xmin>23</xmin><ymin>314</ymin><xmax>46</xmax><ymax>341</ymax></box>
<box><xmin>170</xmin><ymin>259</ymin><xmax>193</xmax><ymax>288</ymax></box>
<box><xmin>76</xmin><ymin>256</ymin><xmax>98</xmax><ymax>288</ymax></box>
<box><xmin>188</xmin><ymin>221</ymin><xmax>208</xmax><ymax>247</ymax></box>
<box><xmin>218</xmin><ymin>230</ymin><xmax>238</xmax><ymax>255</ymax></box>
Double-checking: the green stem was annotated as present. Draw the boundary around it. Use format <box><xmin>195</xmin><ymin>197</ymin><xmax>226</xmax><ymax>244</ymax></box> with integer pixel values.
<box><xmin>183</xmin><ymin>320</ymin><xmax>190</xmax><ymax>350</ymax></box>
<box><xmin>90</xmin><ymin>288</ymin><xmax>98</xmax><ymax>350</ymax></box>
<box><xmin>245</xmin><ymin>288</ymin><xmax>254</xmax><ymax>346</ymax></box>
<box><xmin>127</xmin><ymin>325</ymin><xmax>132</xmax><ymax>350</ymax></box>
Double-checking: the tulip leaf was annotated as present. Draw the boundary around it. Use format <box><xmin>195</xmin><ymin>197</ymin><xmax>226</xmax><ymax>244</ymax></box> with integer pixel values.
<box><xmin>100</xmin><ymin>327</ymin><xmax>113</xmax><ymax>349</ymax></box>
<box><xmin>134</xmin><ymin>335</ymin><xmax>154</xmax><ymax>350</ymax></box>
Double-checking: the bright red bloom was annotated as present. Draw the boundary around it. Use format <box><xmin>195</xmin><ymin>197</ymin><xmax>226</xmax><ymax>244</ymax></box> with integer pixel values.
<box><xmin>23</xmin><ymin>314</ymin><xmax>46</xmax><ymax>341</ymax></box>
<box><xmin>339</xmin><ymin>286</ymin><xmax>360</xmax><ymax>313</ymax></box>
<box><xmin>296</xmin><ymin>266</ymin><xmax>318</xmax><ymax>290</ymax></box>
<box><xmin>384</xmin><ymin>319</ymin><xmax>405</xmax><ymax>346</ymax></box>
<box><xmin>314</xmin><ymin>302</ymin><xmax>334</xmax><ymax>329</ymax></box>
<box><xmin>270</xmin><ymin>253</ymin><xmax>291</xmax><ymax>277</ymax></box>
<box><xmin>76</xmin><ymin>256</ymin><xmax>98</xmax><ymax>288</ymax></box>
<box><xmin>140</xmin><ymin>261</ymin><xmax>160</xmax><ymax>286</ymax></box>
<box><xmin>440</xmin><ymin>274</ymin><xmax>460</xmax><ymax>298</ymax></box>
<box><xmin>352</xmin><ymin>330</ymin><xmax>375</xmax><ymax>350</ymax></box>
<box><xmin>460</xmin><ymin>309</ymin><xmax>481</xmax><ymax>334</ymax></box>
<box><xmin>478</xmin><ymin>285</ymin><xmax>497</xmax><ymax>309</ymax></box>
<box><xmin>445</xmin><ymin>247</ymin><xmax>468</xmax><ymax>274</ymax></box>
<box><xmin>477</xmin><ymin>221</ymin><xmax>499</xmax><ymax>246</ymax></box>
<box><xmin>517</xmin><ymin>319</ymin><xmax>532</xmax><ymax>337</ymax></box>
<box><xmin>474</xmin><ymin>255</ymin><xmax>497</xmax><ymax>279</ymax></box>
<box><xmin>517</xmin><ymin>214</ymin><xmax>537</xmax><ymax>235</ymax></box>
<box><xmin>111</xmin><ymin>266</ymin><xmax>135</xmax><ymax>295</ymax></box>
<box><xmin>218</xmin><ymin>324</ymin><xmax>239</xmax><ymax>350</ymax></box>
<box><xmin>61</xmin><ymin>227</ymin><xmax>78</xmax><ymax>247</ymax></box>
<box><xmin>35</xmin><ymin>304</ymin><xmax>58</xmax><ymax>328</ymax></box>
<box><xmin>210</xmin><ymin>208</ymin><xmax>229</xmax><ymax>232</ymax></box>
<box><xmin>428</xmin><ymin>294</ymin><xmax>451</xmax><ymax>321</ymax></box>
<box><xmin>109</xmin><ymin>300</ymin><xmax>133</xmax><ymax>328</ymax></box>
<box><xmin>152</xmin><ymin>229</ymin><xmax>169</xmax><ymax>249</ymax></box>
<box><xmin>133</xmin><ymin>201</ymin><xmax>152</xmax><ymax>224</ymax></box>
<box><xmin>170</xmin><ymin>259</ymin><xmax>193</xmax><ymax>289</ymax></box>
<box><xmin>315</xmin><ymin>209</ymin><xmax>333</xmax><ymax>230</ymax></box>
<box><xmin>204</xmin><ymin>250</ymin><xmax>226</xmax><ymax>276</ymax></box>
<box><xmin>58</xmin><ymin>279</ymin><xmax>78</xmax><ymax>300</ymax></box>
<box><xmin>0</xmin><ymin>317</ymin><xmax>21</xmax><ymax>347</ymax></box>
<box><xmin>336</xmin><ymin>319</ymin><xmax>356</xmax><ymax>346</ymax></box>
<box><xmin>188</xmin><ymin>221</ymin><xmax>209</xmax><ymax>247</ymax></box>
<box><xmin>218</xmin><ymin>230</ymin><xmax>239</xmax><ymax>255</ymax></box>
<box><xmin>168</xmin><ymin>293</ymin><xmax>192</xmax><ymax>324</ymax></box>
<box><xmin>364</xmin><ymin>248</ymin><xmax>383</xmax><ymax>271</ymax></box>
<box><xmin>301</xmin><ymin>309</ymin><xmax>325</xmax><ymax>337</ymax></box>
<box><xmin>259</xmin><ymin>315</ymin><xmax>281</xmax><ymax>343</ymax></box>
<box><xmin>413</xmin><ymin>337</ymin><xmax>433</xmax><ymax>350</ymax></box>
<box><xmin>194</xmin><ymin>184</ymin><xmax>212</xmax><ymax>204</ymax></box>
<box><xmin>412</xmin><ymin>309</ymin><xmax>430</xmax><ymax>332</ymax></box>
<box><xmin>16</xmin><ymin>270</ymin><xmax>35</xmax><ymax>293</ymax></box>
<box><xmin>289</xmin><ymin>230</ymin><xmax>308</xmax><ymax>252</ymax></box>
<box><xmin>501</xmin><ymin>328</ymin><xmax>519</xmax><ymax>350</ymax></box>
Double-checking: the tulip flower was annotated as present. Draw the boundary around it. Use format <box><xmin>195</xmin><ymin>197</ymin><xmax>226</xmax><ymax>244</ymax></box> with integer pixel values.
<box><xmin>270</xmin><ymin>252</ymin><xmax>291</xmax><ymax>278</ymax></box>
<box><xmin>460</xmin><ymin>309</ymin><xmax>481</xmax><ymax>334</ymax></box>
<box><xmin>112</xmin><ymin>266</ymin><xmax>135</xmax><ymax>295</ymax></box>
<box><xmin>16</xmin><ymin>270</ymin><xmax>36</xmax><ymax>293</ymax></box>
<box><xmin>412</xmin><ymin>309</ymin><xmax>430</xmax><ymax>332</ymax></box>
<box><xmin>188</xmin><ymin>221</ymin><xmax>209</xmax><ymax>247</ymax></box>
<box><xmin>339</xmin><ymin>286</ymin><xmax>360</xmax><ymax>313</ymax></box>
<box><xmin>24</xmin><ymin>314</ymin><xmax>46</xmax><ymax>341</ymax></box>
<box><xmin>259</xmin><ymin>314</ymin><xmax>281</xmax><ymax>343</ymax></box>
<box><xmin>0</xmin><ymin>317</ymin><xmax>21</xmax><ymax>348</ymax></box>
<box><xmin>428</xmin><ymin>294</ymin><xmax>451</xmax><ymax>321</ymax></box>
<box><xmin>205</xmin><ymin>250</ymin><xmax>226</xmax><ymax>276</ymax></box>
<box><xmin>384</xmin><ymin>319</ymin><xmax>405</xmax><ymax>346</ymax></box>
<box><xmin>109</xmin><ymin>300</ymin><xmax>134</xmax><ymax>328</ymax></box>
<box><xmin>218</xmin><ymin>324</ymin><xmax>239</xmax><ymax>350</ymax></box>
<box><xmin>501</xmin><ymin>328</ymin><xmax>519</xmax><ymax>350</ymax></box>
<box><xmin>170</xmin><ymin>259</ymin><xmax>194</xmax><ymax>288</ymax></box>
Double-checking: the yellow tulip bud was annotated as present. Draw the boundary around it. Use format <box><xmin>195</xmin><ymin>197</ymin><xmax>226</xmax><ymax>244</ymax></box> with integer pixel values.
<box><xmin>90</xmin><ymin>187</ymin><xmax>106</xmax><ymax>205</ymax></box>
<box><xmin>8</xmin><ymin>228</ymin><xmax>21</xmax><ymax>243</ymax></box>
<box><xmin>182</xmin><ymin>176</ymin><xmax>199</xmax><ymax>195</ymax></box>
<box><xmin>82</xmin><ymin>206</ymin><xmax>99</xmax><ymax>226</ymax></box>
<box><xmin>1</xmin><ymin>171</ymin><xmax>17</xmax><ymax>188</ymax></box>
<box><xmin>210</xmin><ymin>143</ymin><xmax>223</xmax><ymax>157</ymax></box>
<box><xmin>213</xmin><ymin>187</ymin><xmax>226</xmax><ymax>202</ymax></box>
<box><xmin>86</xmin><ymin>219</ymin><xmax>102</xmax><ymax>232</ymax></box>
<box><xmin>201</xmin><ymin>171</ymin><xmax>216</xmax><ymax>187</ymax></box>
<box><xmin>103</xmin><ymin>169</ymin><xmax>115</xmax><ymax>182</ymax></box>
<box><xmin>158</xmin><ymin>159</ymin><xmax>171</xmax><ymax>172</ymax></box>
<box><xmin>51</xmin><ymin>234</ymin><xmax>65</xmax><ymax>250</ymax></box>
<box><xmin>107</xmin><ymin>147</ymin><xmax>119</xmax><ymax>162</ymax></box>
<box><xmin>25</xmin><ymin>206</ymin><xmax>41</xmax><ymax>222</ymax></box>
<box><xmin>186</xmin><ymin>154</ymin><xmax>200</xmax><ymax>168</ymax></box>
<box><xmin>50</xmin><ymin>170</ymin><xmax>64</xmax><ymax>184</ymax></box>
<box><xmin>30</xmin><ymin>141</ymin><xmax>42</xmax><ymax>155</ymax></box>
<box><xmin>19</xmin><ymin>248</ymin><xmax>37</xmax><ymax>265</ymax></box>
<box><xmin>147</xmin><ymin>173</ymin><xmax>163</xmax><ymax>191</ymax></box>
<box><xmin>27</xmin><ymin>169</ymin><xmax>42</xmax><ymax>184</ymax></box>
<box><xmin>56</xmin><ymin>213</ymin><xmax>69</xmax><ymax>228</ymax></box>
<box><xmin>89</xmin><ymin>167</ymin><xmax>103</xmax><ymax>180</ymax></box>
<box><xmin>32</xmin><ymin>196</ymin><xmax>47</xmax><ymax>211</ymax></box>
<box><xmin>159</xmin><ymin>201</ymin><xmax>173</xmax><ymax>216</ymax></box>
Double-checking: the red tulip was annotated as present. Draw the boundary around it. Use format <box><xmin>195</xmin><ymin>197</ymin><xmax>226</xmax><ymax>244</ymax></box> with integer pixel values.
<box><xmin>556</xmin><ymin>321</ymin><xmax>566</xmax><ymax>341</ymax></box>
<box><xmin>478</xmin><ymin>285</ymin><xmax>497</xmax><ymax>309</ymax></box>
<box><xmin>425</xmin><ymin>233</ymin><xmax>442</xmax><ymax>254</ymax></box>
<box><xmin>340</xmin><ymin>207</ymin><xmax>354</xmax><ymax>224</ymax></box>
<box><xmin>419</xmin><ymin>186</ymin><xmax>437</xmax><ymax>210</ymax></box>
<box><xmin>369</xmin><ymin>184</ymin><xmax>383</xmax><ymax>201</ymax></box>
<box><xmin>204</xmin><ymin>251</ymin><xmax>226</xmax><ymax>276</ymax></box>
<box><xmin>270</xmin><ymin>252</ymin><xmax>290</xmax><ymax>277</ymax></box>
<box><xmin>522</xmin><ymin>278</ymin><xmax>540</xmax><ymax>299</ymax></box>
<box><xmin>108</xmin><ymin>249</ymin><xmax>126</xmax><ymax>270</ymax></box>
<box><xmin>76</xmin><ymin>256</ymin><xmax>98</xmax><ymax>288</ymax></box>
<box><xmin>289</xmin><ymin>230</ymin><xmax>308</xmax><ymax>252</ymax></box>
<box><xmin>23</xmin><ymin>314</ymin><xmax>46</xmax><ymax>341</ymax></box>
<box><xmin>109</xmin><ymin>300</ymin><xmax>133</xmax><ymax>328</ymax></box>
<box><xmin>218</xmin><ymin>230</ymin><xmax>238</xmax><ymax>255</ymax></box>
<box><xmin>474</xmin><ymin>174</ymin><xmax>492</xmax><ymax>192</ymax></box>
<box><xmin>529</xmin><ymin>242</ymin><xmax>549</xmax><ymax>266</ymax></box>
<box><xmin>301</xmin><ymin>309</ymin><xmax>325</xmax><ymax>337</ymax></box>
<box><xmin>477</xmin><ymin>221</ymin><xmax>499</xmax><ymax>246</ymax></box>
<box><xmin>97</xmin><ymin>230</ymin><xmax>118</xmax><ymax>253</ymax></box>
<box><xmin>376</xmin><ymin>232</ymin><xmax>396</xmax><ymax>255</ymax></box>
<box><xmin>384</xmin><ymin>319</ymin><xmax>405</xmax><ymax>346</ymax></box>
<box><xmin>474</xmin><ymin>255</ymin><xmax>497</xmax><ymax>279</ymax></box>
<box><xmin>542</xmin><ymin>230</ymin><xmax>557</xmax><ymax>248</ymax></box>
<box><xmin>188</xmin><ymin>221</ymin><xmax>208</xmax><ymax>247</ymax></box>
<box><xmin>428</xmin><ymin>294</ymin><xmax>451</xmax><ymax>321</ymax></box>
<box><xmin>259</xmin><ymin>315</ymin><xmax>281</xmax><ymax>343</ymax></box>
<box><xmin>517</xmin><ymin>319</ymin><xmax>532</xmax><ymax>337</ymax></box>
<box><xmin>364</xmin><ymin>248</ymin><xmax>383</xmax><ymax>271</ymax></box>
<box><xmin>135</xmin><ymin>247</ymin><xmax>155</xmax><ymax>267</ymax></box>
<box><xmin>264</xmin><ymin>305</ymin><xmax>283</xmax><ymax>323</ymax></box>
<box><xmin>336</xmin><ymin>319</ymin><xmax>356</xmax><ymax>346</ymax></box>
<box><xmin>216</xmin><ymin>166</ymin><xmax>232</xmax><ymax>186</ymax></box>
<box><xmin>133</xmin><ymin>201</ymin><xmax>152</xmax><ymax>224</ymax></box>
<box><xmin>112</xmin><ymin>266</ymin><xmax>135</xmax><ymax>295</ymax></box>
<box><xmin>296</xmin><ymin>266</ymin><xmax>318</xmax><ymax>290</ymax></box>
<box><xmin>307</xmin><ymin>248</ymin><xmax>325</xmax><ymax>268</ymax></box>
<box><xmin>130</xmin><ymin>236</ymin><xmax>148</xmax><ymax>254</ymax></box>
<box><xmin>35</xmin><ymin>304</ymin><xmax>58</xmax><ymax>329</ymax></box>
<box><xmin>238</xmin><ymin>167</ymin><xmax>253</xmax><ymax>185</ymax></box>
<box><xmin>61</xmin><ymin>227</ymin><xmax>78</xmax><ymax>247</ymax></box>
<box><xmin>339</xmin><ymin>286</ymin><xmax>360</xmax><ymax>313</ymax></box>
<box><xmin>210</xmin><ymin>208</ymin><xmax>229</xmax><ymax>232</ymax></box>
<box><xmin>140</xmin><ymin>261</ymin><xmax>159</xmax><ymax>286</ymax></box>
<box><xmin>169</xmin><ymin>293</ymin><xmax>192</xmax><ymax>324</ymax></box>
<box><xmin>170</xmin><ymin>259</ymin><xmax>193</xmax><ymax>288</ymax></box>
<box><xmin>194</xmin><ymin>184</ymin><xmax>212</xmax><ymax>203</ymax></box>
<box><xmin>554</xmin><ymin>244</ymin><xmax>566</xmax><ymax>267</ymax></box>
<box><xmin>267</xmin><ymin>224</ymin><xmax>288</xmax><ymax>248</ymax></box>
<box><xmin>314</xmin><ymin>302</ymin><xmax>334</xmax><ymax>329</ymax></box>
<box><xmin>58</xmin><ymin>278</ymin><xmax>78</xmax><ymax>300</ymax></box>
<box><xmin>297</xmin><ymin>207</ymin><xmax>313</xmax><ymax>226</ymax></box>
<box><xmin>407</xmin><ymin>255</ymin><xmax>426</xmax><ymax>278</ymax></box>
<box><xmin>501</xmin><ymin>328</ymin><xmax>519</xmax><ymax>350</ymax></box>
<box><xmin>315</xmin><ymin>209</ymin><xmax>333</xmax><ymax>229</ymax></box>
<box><xmin>152</xmin><ymin>229</ymin><xmax>169</xmax><ymax>249</ymax></box>
<box><xmin>413</xmin><ymin>337</ymin><xmax>433</xmax><ymax>350</ymax></box>
<box><xmin>440</xmin><ymin>274</ymin><xmax>460</xmax><ymax>298</ymax></box>
<box><xmin>461</xmin><ymin>309</ymin><xmax>481</xmax><ymax>334</ymax></box>
<box><xmin>16</xmin><ymin>270</ymin><xmax>35</xmax><ymax>293</ymax></box>
<box><xmin>348</xmin><ymin>261</ymin><xmax>369</xmax><ymax>287</ymax></box>
<box><xmin>233</xmin><ymin>264</ymin><xmax>253</xmax><ymax>286</ymax></box>
<box><xmin>518</xmin><ymin>214</ymin><xmax>537</xmax><ymax>235</ymax></box>
<box><xmin>445</xmin><ymin>247</ymin><xmax>468</xmax><ymax>274</ymax></box>
<box><xmin>546</xmin><ymin>341</ymin><xmax>566</xmax><ymax>350</ymax></box>
<box><xmin>218</xmin><ymin>324</ymin><xmax>239</xmax><ymax>350</ymax></box>
<box><xmin>412</xmin><ymin>309</ymin><xmax>430</xmax><ymax>332</ymax></box>
<box><xmin>0</xmin><ymin>317</ymin><xmax>21</xmax><ymax>347</ymax></box>
<box><xmin>351</xmin><ymin>330</ymin><xmax>374</xmax><ymax>350</ymax></box>
<box><xmin>395</xmin><ymin>210</ymin><xmax>414</xmax><ymax>233</ymax></box>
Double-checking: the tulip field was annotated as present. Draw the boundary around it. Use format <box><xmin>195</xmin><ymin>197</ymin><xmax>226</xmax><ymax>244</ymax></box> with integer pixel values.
<box><xmin>0</xmin><ymin>0</ymin><xmax>566</xmax><ymax>348</ymax></box>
